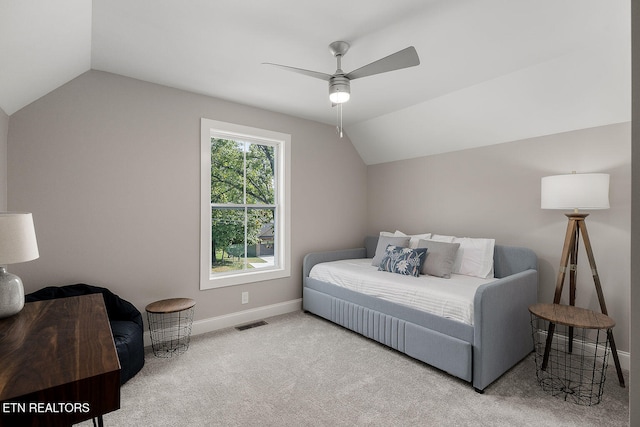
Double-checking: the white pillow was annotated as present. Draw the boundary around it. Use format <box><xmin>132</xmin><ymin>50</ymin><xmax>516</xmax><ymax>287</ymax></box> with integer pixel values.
<box><xmin>394</xmin><ymin>230</ymin><xmax>432</xmax><ymax>248</ymax></box>
<box><xmin>451</xmin><ymin>237</ymin><xmax>495</xmax><ymax>279</ymax></box>
<box><xmin>430</xmin><ymin>234</ymin><xmax>455</xmax><ymax>243</ymax></box>
<box><xmin>379</xmin><ymin>231</ymin><xmax>396</xmax><ymax>237</ymax></box>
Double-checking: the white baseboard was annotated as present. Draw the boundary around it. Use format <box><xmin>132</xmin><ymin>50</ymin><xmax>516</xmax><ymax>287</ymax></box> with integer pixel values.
<box><xmin>534</xmin><ymin>330</ymin><xmax>630</xmax><ymax>371</ymax></box>
<box><xmin>618</xmin><ymin>350</ymin><xmax>631</xmax><ymax>371</ymax></box>
<box><xmin>143</xmin><ymin>298</ymin><xmax>302</xmax><ymax>347</ymax></box>
<box><xmin>143</xmin><ymin>299</ymin><xmax>631</xmax><ymax>373</ymax></box>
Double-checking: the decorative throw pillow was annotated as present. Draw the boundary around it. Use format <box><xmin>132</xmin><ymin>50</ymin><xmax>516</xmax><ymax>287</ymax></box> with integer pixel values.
<box><xmin>371</xmin><ymin>236</ymin><xmax>411</xmax><ymax>266</ymax></box>
<box><xmin>378</xmin><ymin>245</ymin><xmax>427</xmax><ymax>277</ymax></box>
<box><xmin>416</xmin><ymin>239</ymin><xmax>461</xmax><ymax>278</ymax></box>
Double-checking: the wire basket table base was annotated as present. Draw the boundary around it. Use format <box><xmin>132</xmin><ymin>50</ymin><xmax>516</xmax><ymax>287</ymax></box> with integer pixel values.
<box><xmin>530</xmin><ymin>305</ymin><xmax>612</xmax><ymax>406</ymax></box>
<box><xmin>145</xmin><ymin>298</ymin><xmax>196</xmax><ymax>358</ymax></box>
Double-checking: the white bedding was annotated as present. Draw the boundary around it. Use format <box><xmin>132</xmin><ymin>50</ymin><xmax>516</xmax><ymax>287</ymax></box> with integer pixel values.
<box><xmin>309</xmin><ymin>258</ymin><xmax>494</xmax><ymax>325</ymax></box>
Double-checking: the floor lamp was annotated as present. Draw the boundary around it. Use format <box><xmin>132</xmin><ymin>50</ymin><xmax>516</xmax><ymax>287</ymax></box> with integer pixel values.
<box><xmin>541</xmin><ymin>172</ymin><xmax>625</xmax><ymax>387</ymax></box>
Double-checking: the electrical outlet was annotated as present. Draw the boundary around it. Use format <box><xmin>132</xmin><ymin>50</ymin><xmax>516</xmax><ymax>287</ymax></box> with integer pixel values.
<box><xmin>241</xmin><ymin>291</ymin><xmax>249</xmax><ymax>304</ymax></box>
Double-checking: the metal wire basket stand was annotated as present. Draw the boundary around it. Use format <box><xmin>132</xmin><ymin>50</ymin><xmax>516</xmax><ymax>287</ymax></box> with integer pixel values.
<box><xmin>147</xmin><ymin>306</ymin><xmax>195</xmax><ymax>358</ymax></box>
<box><xmin>531</xmin><ymin>315</ymin><xmax>610</xmax><ymax>406</ymax></box>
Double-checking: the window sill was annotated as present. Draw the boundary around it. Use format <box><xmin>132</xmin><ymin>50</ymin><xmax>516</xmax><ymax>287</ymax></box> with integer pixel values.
<box><xmin>200</xmin><ymin>267</ymin><xmax>291</xmax><ymax>290</ymax></box>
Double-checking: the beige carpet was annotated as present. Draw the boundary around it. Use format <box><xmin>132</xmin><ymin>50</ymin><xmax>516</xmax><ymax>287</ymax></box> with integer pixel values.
<box><xmin>81</xmin><ymin>311</ymin><xmax>629</xmax><ymax>426</ymax></box>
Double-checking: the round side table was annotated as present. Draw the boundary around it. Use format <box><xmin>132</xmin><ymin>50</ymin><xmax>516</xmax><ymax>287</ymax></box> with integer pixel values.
<box><xmin>529</xmin><ymin>303</ymin><xmax>615</xmax><ymax>405</ymax></box>
<box><xmin>145</xmin><ymin>298</ymin><xmax>196</xmax><ymax>358</ymax></box>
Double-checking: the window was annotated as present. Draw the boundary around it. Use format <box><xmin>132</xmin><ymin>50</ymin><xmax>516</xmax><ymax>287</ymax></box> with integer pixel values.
<box><xmin>200</xmin><ymin>119</ymin><xmax>291</xmax><ymax>289</ymax></box>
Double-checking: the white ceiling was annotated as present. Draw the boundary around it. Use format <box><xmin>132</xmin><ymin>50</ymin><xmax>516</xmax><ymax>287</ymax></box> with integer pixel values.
<box><xmin>0</xmin><ymin>0</ymin><xmax>630</xmax><ymax>164</ymax></box>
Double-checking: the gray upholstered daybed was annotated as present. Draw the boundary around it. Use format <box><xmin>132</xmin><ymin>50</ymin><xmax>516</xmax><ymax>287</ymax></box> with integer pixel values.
<box><xmin>302</xmin><ymin>235</ymin><xmax>538</xmax><ymax>392</ymax></box>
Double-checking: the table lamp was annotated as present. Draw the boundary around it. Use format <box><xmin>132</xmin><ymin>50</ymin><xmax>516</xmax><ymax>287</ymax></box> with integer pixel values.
<box><xmin>540</xmin><ymin>172</ymin><xmax>625</xmax><ymax>387</ymax></box>
<box><xmin>0</xmin><ymin>212</ymin><xmax>39</xmax><ymax>318</ymax></box>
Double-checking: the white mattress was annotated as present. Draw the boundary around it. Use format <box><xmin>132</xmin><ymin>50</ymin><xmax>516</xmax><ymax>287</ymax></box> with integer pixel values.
<box><xmin>309</xmin><ymin>258</ymin><xmax>494</xmax><ymax>325</ymax></box>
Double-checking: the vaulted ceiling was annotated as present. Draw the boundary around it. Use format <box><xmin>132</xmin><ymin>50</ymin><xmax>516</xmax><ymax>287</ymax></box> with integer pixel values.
<box><xmin>0</xmin><ymin>0</ymin><xmax>630</xmax><ymax>164</ymax></box>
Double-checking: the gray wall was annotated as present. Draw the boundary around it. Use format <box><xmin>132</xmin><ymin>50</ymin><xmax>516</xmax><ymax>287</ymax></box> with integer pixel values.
<box><xmin>0</xmin><ymin>107</ymin><xmax>7</xmax><ymax>210</ymax></box>
<box><xmin>367</xmin><ymin>123</ymin><xmax>631</xmax><ymax>353</ymax></box>
<box><xmin>7</xmin><ymin>70</ymin><xmax>368</xmax><ymax>321</ymax></box>
<box><xmin>630</xmin><ymin>0</ymin><xmax>639</xmax><ymax>422</ymax></box>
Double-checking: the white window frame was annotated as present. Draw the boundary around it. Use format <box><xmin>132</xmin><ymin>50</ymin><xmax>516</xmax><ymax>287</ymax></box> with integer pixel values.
<box><xmin>200</xmin><ymin>118</ymin><xmax>291</xmax><ymax>289</ymax></box>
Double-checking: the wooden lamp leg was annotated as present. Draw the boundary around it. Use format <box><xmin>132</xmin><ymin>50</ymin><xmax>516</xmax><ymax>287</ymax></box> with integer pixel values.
<box><xmin>552</xmin><ymin>217</ymin><xmax>578</xmax><ymax>304</ymax></box>
<box><xmin>568</xmin><ymin>219</ymin><xmax>580</xmax><ymax>353</ymax></box>
<box><xmin>576</xmin><ymin>219</ymin><xmax>625</xmax><ymax>387</ymax></box>
<box><xmin>541</xmin><ymin>322</ymin><xmax>555</xmax><ymax>371</ymax></box>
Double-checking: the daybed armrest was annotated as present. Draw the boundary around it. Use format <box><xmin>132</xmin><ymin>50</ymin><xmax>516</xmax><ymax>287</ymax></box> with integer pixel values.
<box><xmin>303</xmin><ymin>248</ymin><xmax>367</xmax><ymax>278</ymax></box>
<box><xmin>472</xmin><ymin>268</ymin><xmax>538</xmax><ymax>391</ymax></box>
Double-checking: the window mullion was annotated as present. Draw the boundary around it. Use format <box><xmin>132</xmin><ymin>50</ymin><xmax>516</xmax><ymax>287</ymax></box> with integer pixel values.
<box><xmin>243</xmin><ymin>142</ymin><xmax>248</xmax><ymax>270</ymax></box>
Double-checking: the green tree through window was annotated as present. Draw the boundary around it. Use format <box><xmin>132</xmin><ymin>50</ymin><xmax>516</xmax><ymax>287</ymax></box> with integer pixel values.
<box><xmin>210</xmin><ymin>138</ymin><xmax>276</xmax><ymax>273</ymax></box>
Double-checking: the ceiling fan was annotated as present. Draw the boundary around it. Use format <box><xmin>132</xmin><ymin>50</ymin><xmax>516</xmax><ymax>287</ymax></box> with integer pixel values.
<box><xmin>264</xmin><ymin>41</ymin><xmax>420</xmax><ymax>136</ymax></box>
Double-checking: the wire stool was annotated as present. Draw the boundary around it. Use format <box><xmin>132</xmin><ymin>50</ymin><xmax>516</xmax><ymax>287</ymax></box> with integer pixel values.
<box><xmin>529</xmin><ymin>303</ymin><xmax>613</xmax><ymax>406</ymax></box>
<box><xmin>145</xmin><ymin>298</ymin><xmax>196</xmax><ymax>358</ymax></box>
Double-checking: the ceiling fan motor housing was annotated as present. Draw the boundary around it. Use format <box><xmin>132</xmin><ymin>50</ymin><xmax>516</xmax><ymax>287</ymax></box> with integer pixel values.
<box><xmin>329</xmin><ymin>74</ymin><xmax>350</xmax><ymax>103</ymax></box>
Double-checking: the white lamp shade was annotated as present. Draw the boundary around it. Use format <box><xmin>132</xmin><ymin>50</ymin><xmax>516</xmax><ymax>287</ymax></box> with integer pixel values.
<box><xmin>0</xmin><ymin>212</ymin><xmax>39</xmax><ymax>264</ymax></box>
<box><xmin>541</xmin><ymin>173</ymin><xmax>610</xmax><ymax>210</ymax></box>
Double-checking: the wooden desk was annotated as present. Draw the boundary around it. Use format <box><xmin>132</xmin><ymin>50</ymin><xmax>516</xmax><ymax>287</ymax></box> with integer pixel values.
<box><xmin>0</xmin><ymin>294</ymin><xmax>121</xmax><ymax>426</ymax></box>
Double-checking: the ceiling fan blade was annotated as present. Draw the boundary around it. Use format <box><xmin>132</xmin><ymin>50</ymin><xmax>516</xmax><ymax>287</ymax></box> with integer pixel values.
<box><xmin>345</xmin><ymin>46</ymin><xmax>420</xmax><ymax>80</ymax></box>
<box><xmin>262</xmin><ymin>63</ymin><xmax>332</xmax><ymax>81</ymax></box>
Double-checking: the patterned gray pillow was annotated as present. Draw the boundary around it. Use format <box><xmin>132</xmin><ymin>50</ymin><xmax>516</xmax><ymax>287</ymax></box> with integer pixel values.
<box><xmin>371</xmin><ymin>236</ymin><xmax>411</xmax><ymax>266</ymax></box>
<box><xmin>378</xmin><ymin>245</ymin><xmax>427</xmax><ymax>277</ymax></box>
<box><xmin>416</xmin><ymin>239</ymin><xmax>461</xmax><ymax>278</ymax></box>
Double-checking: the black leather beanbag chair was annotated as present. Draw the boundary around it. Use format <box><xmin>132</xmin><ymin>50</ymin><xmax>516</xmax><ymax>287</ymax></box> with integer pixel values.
<box><xmin>26</xmin><ymin>284</ymin><xmax>144</xmax><ymax>385</ymax></box>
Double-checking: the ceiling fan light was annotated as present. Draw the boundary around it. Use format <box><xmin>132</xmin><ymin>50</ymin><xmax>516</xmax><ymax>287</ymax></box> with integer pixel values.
<box><xmin>329</xmin><ymin>90</ymin><xmax>350</xmax><ymax>104</ymax></box>
<box><xmin>329</xmin><ymin>76</ymin><xmax>350</xmax><ymax>104</ymax></box>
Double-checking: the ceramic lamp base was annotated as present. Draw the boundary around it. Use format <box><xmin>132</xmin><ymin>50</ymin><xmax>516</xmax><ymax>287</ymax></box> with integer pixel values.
<box><xmin>0</xmin><ymin>266</ymin><xmax>25</xmax><ymax>318</ymax></box>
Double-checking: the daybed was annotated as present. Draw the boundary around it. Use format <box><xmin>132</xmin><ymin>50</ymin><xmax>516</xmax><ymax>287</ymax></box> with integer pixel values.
<box><xmin>303</xmin><ymin>235</ymin><xmax>538</xmax><ymax>392</ymax></box>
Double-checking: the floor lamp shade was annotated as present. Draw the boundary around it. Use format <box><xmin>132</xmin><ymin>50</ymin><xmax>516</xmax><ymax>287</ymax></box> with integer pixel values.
<box><xmin>541</xmin><ymin>173</ymin><xmax>610</xmax><ymax>210</ymax></box>
<box><xmin>0</xmin><ymin>212</ymin><xmax>39</xmax><ymax>318</ymax></box>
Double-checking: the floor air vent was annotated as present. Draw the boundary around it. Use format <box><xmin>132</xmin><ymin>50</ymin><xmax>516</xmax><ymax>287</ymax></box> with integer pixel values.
<box><xmin>235</xmin><ymin>320</ymin><xmax>268</xmax><ymax>331</ymax></box>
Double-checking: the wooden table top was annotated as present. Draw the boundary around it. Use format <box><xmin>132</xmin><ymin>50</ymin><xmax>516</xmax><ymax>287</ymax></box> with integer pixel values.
<box><xmin>145</xmin><ymin>297</ymin><xmax>196</xmax><ymax>314</ymax></box>
<box><xmin>529</xmin><ymin>303</ymin><xmax>615</xmax><ymax>330</ymax></box>
<box><xmin>0</xmin><ymin>293</ymin><xmax>120</xmax><ymax>426</ymax></box>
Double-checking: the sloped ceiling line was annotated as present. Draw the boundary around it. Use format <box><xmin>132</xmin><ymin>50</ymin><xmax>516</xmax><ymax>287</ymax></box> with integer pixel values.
<box><xmin>0</xmin><ymin>0</ymin><xmax>630</xmax><ymax>164</ymax></box>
